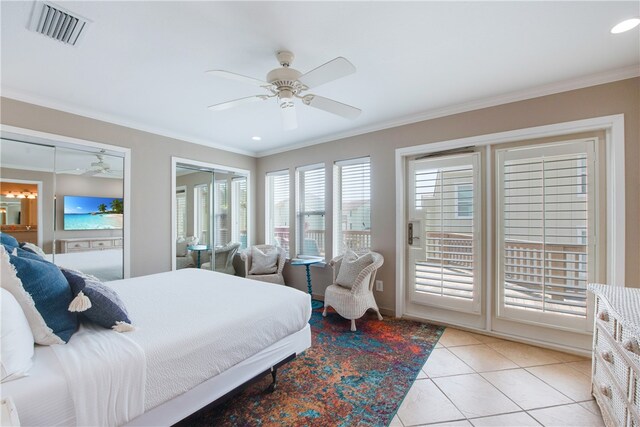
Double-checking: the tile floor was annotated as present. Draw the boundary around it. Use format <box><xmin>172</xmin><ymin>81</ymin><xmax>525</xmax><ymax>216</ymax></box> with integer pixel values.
<box><xmin>391</xmin><ymin>328</ymin><xmax>604</xmax><ymax>427</ymax></box>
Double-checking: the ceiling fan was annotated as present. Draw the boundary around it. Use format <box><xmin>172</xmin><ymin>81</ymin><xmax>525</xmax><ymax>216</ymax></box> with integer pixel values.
<box><xmin>59</xmin><ymin>151</ymin><xmax>122</xmax><ymax>177</ymax></box>
<box><xmin>207</xmin><ymin>51</ymin><xmax>361</xmax><ymax>130</ymax></box>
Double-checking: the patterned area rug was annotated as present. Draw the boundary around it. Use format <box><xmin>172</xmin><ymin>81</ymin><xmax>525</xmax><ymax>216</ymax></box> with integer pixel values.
<box><xmin>177</xmin><ymin>308</ymin><xmax>443</xmax><ymax>427</ymax></box>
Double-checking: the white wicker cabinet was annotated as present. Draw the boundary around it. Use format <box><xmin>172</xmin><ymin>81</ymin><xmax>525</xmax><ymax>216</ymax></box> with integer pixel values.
<box><xmin>589</xmin><ymin>284</ymin><xmax>640</xmax><ymax>427</ymax></box>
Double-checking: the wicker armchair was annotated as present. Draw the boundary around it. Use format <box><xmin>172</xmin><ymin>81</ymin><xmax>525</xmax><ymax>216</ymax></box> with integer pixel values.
<box><xmin>201</xmin><ymin>242</ymin><xmax>240</xmax><ymax>275</ymax></box>
<box><xmin>236</xmin><ymin>245</ymin><xmax>286</xmax><ymax>285</ymax></box>
<box><xmin>323</xmin><ymin>251</ymin><xmax>384</xmax><ymax>331</ymax></box>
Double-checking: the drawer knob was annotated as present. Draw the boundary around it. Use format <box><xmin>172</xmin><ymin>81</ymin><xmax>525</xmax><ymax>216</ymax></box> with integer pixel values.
<box><xmin>601</xmin><ymin>350</ymin><xmax>613</xmax><ymax>363</ymax></box>
<box><xmin>622</xmin><ymin>338</ymin><xmax>639</xmax><ymax>354</ymax></box>
<box><xmin>597</xmin><ymin>310</ymin><xmax>609</xmax><ymax>322</ymax></box>
<box><xmin>600</xmin><ymin>384</ymin><xmax>612</xmax><ymax>398</ymax></box>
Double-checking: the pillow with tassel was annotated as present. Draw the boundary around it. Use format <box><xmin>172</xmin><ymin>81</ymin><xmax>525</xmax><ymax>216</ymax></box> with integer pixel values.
<box><xmin>60</xmin><ymin>268</ymin><xmax>134</xmax><ymax>332</ymax></box>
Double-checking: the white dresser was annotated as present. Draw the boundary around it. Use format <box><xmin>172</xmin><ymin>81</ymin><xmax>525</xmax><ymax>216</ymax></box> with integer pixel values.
<box><xmin>590</xmin><ymin>284</ymin><xmax>640</xmax><ymax>427</ymax></box>
<box><xmin>58</xmin><ymin>237</ymin><xmax>123</xmax><ymax>253</ymax></box>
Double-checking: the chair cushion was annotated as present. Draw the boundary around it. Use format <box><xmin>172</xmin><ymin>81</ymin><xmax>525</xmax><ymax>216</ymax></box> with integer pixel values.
<box><xmin>1</xmin><ymin>288</ymin><xmax>34</xmax><ymax>383</ymax></box>
<box><xmin>0</xmin><ymin>245</ymin><xmax>77</xmax><ymax>345</ymax></box>
<box><xmin>249</xmin><ymin>246</ymin><xmax>278</xmax><ymax>275</ymax></box>
<box><xmin>336</xmin><ymin>250</ymin><xmax>374</xmax><ymax>289</ymax></box>
<box><xmin>176</xmin><ymin>240</ymin><xmax>189</xmax><ymax>257</ymax></box>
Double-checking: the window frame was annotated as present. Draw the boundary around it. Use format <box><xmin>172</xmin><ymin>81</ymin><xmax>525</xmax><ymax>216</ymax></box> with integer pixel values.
<box><xmin>333</xmin><ymin>156</ymin><xmax>371</xmax><ymax>256</ymax></box>
<box><xmin>296</xmin><ymin>163</ymin><xmax>326</xmax><ymax>259</ymax></box>
<box><xmin>265</xmin><ymin>169</ymin><xmax>291</xmax><ymax>257</ymax></box>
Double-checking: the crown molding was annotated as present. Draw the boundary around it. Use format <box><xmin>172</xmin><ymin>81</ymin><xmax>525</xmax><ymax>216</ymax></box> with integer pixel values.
<box><xmin>255</xmin><ymin>65</ymin><xmax>639</xmax><ymax>157</ymax></box>
<box><xmin>0</xmin><ymin>88</ymin><xmax>258</xmax><ymax>157</ymax></box>
<box><xmin>2</xmin><ymin>65</ymin><xmax>637</xmax><ymax>159</ymax></box>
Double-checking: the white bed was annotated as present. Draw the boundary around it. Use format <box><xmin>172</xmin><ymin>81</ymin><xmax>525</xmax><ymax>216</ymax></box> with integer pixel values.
<box><xmin>45</xmin><ymin>248</ymin><xmax>124</xmax><ymax>281</ymax></box>
<box><xmin>1</xmin><ymin>269</ymin><xmax>312</xmax><ymax>426</ymax></box>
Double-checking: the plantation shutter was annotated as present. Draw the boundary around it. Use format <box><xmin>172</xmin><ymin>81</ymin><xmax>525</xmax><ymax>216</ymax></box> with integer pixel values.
<box><xmin>176</xmin><ymin>188</ymin><xmax>186</xmax><ymax>239</ymax></box>
<box><xmin>215</xmin><ymin>179</ymin><xmax>229</xmax><ymax>246</ymax></box>
<box><xmin>408</xmin><ymin>152</ymin><xmax>481</xmax><ymax>313</ymax></box>
<box><xmin>297</xmin><ymin>165</ymin><xmax>325</xmax><ymax>257</ymax></box>
<box><xmin>497</xmin><ymin>139</ymin><xmax>595</xmax><ymax>330</ymax></box>
<box><xmin>266</xmin><ymin>171</ymin><xmax>290</xmax><ymax>256</ymax></box>
<box><xmin>232</xmin><ymin>177</ymin><xmax>247</xmax><ymax>249</ymax></box>
<box><xmin>333</xmin><ymin>157</ymin><xmax>371</xmax><ymax>255</ymax></box>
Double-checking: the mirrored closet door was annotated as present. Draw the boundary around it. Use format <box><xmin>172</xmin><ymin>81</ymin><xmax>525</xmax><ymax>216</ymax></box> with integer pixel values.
<box><xmin>0</xmin><ymin>137</ymin><xmax>126</xmax><ymax>281</ymax></box>
<box><xmin>173</xmin><ymin>161</ymin><xmax>248</xmax><ymax>275</ymax></box>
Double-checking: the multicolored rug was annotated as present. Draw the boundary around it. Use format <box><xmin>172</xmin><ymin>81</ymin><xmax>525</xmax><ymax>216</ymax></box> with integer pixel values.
<box><xmin>177</xmin><ymin>308</ymin><xmax>443</xmax><ymax>427</ymax></box>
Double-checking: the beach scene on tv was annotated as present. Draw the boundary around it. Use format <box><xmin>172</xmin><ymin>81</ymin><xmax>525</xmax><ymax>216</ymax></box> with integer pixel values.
<box><xmin>63</xmin><ymin>196</ymin><xmax>123</xmax><ymax>230</ymax></box>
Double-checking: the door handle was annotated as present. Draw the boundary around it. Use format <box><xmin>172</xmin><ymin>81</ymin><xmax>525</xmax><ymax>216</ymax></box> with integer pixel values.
<box><xmin>408</xmin><ymin>223</ymin><xmax>420</xmax><ymax>245</ymax></box>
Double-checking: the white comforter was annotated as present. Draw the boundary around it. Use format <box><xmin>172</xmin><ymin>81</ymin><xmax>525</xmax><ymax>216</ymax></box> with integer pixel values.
<box><xmin>53</xmin><ymin>269</ymin><xmax>311</xmax><ymax>425</ymax></box>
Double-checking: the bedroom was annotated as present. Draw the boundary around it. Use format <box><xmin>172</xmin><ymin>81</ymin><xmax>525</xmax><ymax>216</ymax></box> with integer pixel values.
<box><xmin>1</xmin><ymin>1</ymin><xmax>639</xmax><ymax>426</ymax></box>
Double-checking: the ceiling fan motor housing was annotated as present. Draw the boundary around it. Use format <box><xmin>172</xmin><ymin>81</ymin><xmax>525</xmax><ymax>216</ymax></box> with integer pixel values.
<box><xmin>267</xmin><ymin>67</ymin><xmax>304</xmax><ymax>95</ymax></box>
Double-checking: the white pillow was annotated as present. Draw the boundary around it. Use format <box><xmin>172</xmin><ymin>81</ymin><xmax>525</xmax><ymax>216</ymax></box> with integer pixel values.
<box><xmin>176</xmin><ymin>240</ymin><xmax>188</xmax><ymax>257</ymax></box>
<box><xmin>249</xmin><ymin>246</ymin><xmax>278</xmax><ymax>275</ymax></box>
<box><xmin>1</xmin><ymin>288</ymin><xmax>34</xmax><ymax>383</ymax></box>
<box><xmin>336</xmin><ymin>250</ymin><xmax>374</xmax><ymax>289</ymax></box>
<box><xmin>21</xmin><ymin>242</ymin><xmax>46</xmax><ymax>258</ymax></box>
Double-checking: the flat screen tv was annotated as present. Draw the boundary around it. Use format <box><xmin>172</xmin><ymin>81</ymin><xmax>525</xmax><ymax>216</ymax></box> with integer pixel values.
<box><xmin>63</xmin><ymin>196</ymin><xmax>123</xmax><ymax>230</ymax></box>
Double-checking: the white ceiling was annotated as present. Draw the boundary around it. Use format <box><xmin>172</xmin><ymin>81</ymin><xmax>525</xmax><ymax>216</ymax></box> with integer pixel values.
<box><xmin>1</xmin><ymin>1</ymin><xmax>638</xmax><ymax>157</ymax></box>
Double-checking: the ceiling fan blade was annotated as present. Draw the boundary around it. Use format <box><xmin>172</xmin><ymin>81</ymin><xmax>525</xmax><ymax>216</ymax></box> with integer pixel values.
<box><xmin>280</xmin><ymin>102</ymin><xmax>297</xmax><ymax>130</ymax></box>
<box><xmin>206</xmin><ymin>70</ymin><xmax>272</xmax><ymax>88</ymax></box>
<box><xmin>298</xmin><ymin>57</ymin><xmax>356</xmax><ymax>89</ymax></box>
<box><xmin>208</xmin><ymin>95</ymin><xmax>268</xmax><ymax>111</ymax></box>
<box><xmin>81</xmin><ymin>169</ymin><xmax>100</xmax><ymax>176</ymax></box>
<box><xmin>304</xmin><ymin>95</ymin><xmax>361</xmax><ymax>119</ymax></box>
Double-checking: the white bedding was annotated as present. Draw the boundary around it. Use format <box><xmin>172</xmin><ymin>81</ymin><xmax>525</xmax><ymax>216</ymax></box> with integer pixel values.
<box><xmin>51</xmin><ymin>323</ymin><xmax>146</xmax><ymax>427</ymax></box>
<box><xmin>1</xmin><ymin>269</ymin><xmax>311</xmax><ymax>426</ymax></box>
<box><xmin>46</xmin><ymin>249</ymin><xmax>123</xmax><ymax>281</ymax></box>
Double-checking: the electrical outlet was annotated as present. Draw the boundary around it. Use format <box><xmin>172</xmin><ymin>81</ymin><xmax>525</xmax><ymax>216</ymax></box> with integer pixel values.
<box><xmin>375</xmin><ymin>280</ymin><xmax>383</xmax><ymax>292</ymax></box>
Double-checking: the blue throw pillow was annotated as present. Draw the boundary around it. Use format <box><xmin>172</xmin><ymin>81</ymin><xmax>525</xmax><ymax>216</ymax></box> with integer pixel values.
<box><xmin>5</xmin><ymin>245</ymin><xmax>44</xmax><ymax>261</ymax></box>
<box><xmin>60</xmin><ymin>268</ymin><xmax>133</xmax><ymax>331</ymax></box>
<box><xmin>0</xmin><ymin>233</ymin><xmax>19</xmax><ymax>248</ymax></box>
<box><xmin>4</xmin><ymin>252</ymin><xmax>77</xmax><ymax>344</ymax></box>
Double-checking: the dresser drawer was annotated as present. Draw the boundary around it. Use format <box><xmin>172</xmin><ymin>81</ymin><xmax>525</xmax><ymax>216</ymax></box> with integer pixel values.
<box><xmin>594</xmin><ymin>358</ymin><xmax>629</xmax><ymax>427</ymax></box>
<box><xmin>67</xmin><ymin>240</ymin><xmax>90</xmax><ymax>250</ymax></box>
<box><xmin>620</xmin><ymin>326</ymin><xmax>640</xmax><ymax>367</ymax></box>
<box><xmin>113</xmin><ymin>239</ymin><xmax>123</xmax><ymax>247</ymax></box>
<box><xmin>596</xmin><ymin>296</ymin><xmax>618</xmax><ymax>339</ymax></box>
<box><xmin>596</xmin><ymin>326</ymin><xmax>631</xmax><ymax>389</ymax></box>
<box><xmin>90</xmin><ymin>240</ymin><xmax>113</xmax><ymax>249</ymax></box>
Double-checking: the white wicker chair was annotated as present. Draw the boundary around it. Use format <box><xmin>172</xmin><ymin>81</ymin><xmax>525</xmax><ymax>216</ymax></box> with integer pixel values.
<box><xmin>323</xmin><ymin>251</ymin><xmax>384</xmax><ymax>331</ymax></box>
<box><xmin>235</xmin><ymin>244</ymin><xmax>286</xmax><ymax>285</ymax></box>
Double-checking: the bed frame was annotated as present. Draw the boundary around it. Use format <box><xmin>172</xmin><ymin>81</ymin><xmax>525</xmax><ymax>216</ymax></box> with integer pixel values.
<box><xmin>125</xmin><ymin>324</ymin><xmax>310</xmax><ymax>426</ymax></box>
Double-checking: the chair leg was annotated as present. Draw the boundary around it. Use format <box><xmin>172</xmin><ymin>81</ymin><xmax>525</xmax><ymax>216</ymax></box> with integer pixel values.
<box><xmin>376</xmin><ymin>309</ymin><xmax>383</xmax><ymax>321</ymax></box>
<box><xmin>350</xmin><ymin>319</ymin><xmax>356</xmax><ymax>332</ymax></box>
<box><xmin>322</xmin><ymin>307</ymin><xmax>328</xmax><ymax>317</ymax></box>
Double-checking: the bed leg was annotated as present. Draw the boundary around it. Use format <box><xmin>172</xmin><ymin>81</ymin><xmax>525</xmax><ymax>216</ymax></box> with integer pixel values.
<box><xmin>266</xmin><ymin>367</ymin><xmax>278</xmax><ymax>393</ymax></box>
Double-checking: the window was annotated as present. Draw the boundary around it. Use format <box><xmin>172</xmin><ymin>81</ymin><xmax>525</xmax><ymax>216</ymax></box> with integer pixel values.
<box><xmin>214</xmin><ymin>178</ymin><xmax>229</xmax><ymax>246</ymax></box>
<box><xmin>296</xmin><ymin>164</ymin><xmax>325</xmax><ymax>258</ymax></box>
<box><xmin>194</xmin><ymin>183</ymin><xmax>210</xmax><ymax>245</ymax></box>
<box><xmin>231</xmin><ymin>177</ymin><xmax>248</xmax><ymax>249</ymax></box>
<box><xmin>496</xmin><ymin>139</ymin><xmax>596</xmax><ymax>330</ymax></box>
<box><xmin>176</xmin><ymin>187</ymin><xmax>187</xmax><ymax>239</ymax></box>
<box><xmin>333</xmin><ymin>157</ymin><xmax>371</xmax><ymax>255</ymax></box>
<box><xmin>408</xmin><ymin>152</ymin><xmax>481</xmax><ymax>313</ymax></box>
<box><xmin>266</xmin><ymin>171</ymin><xmax>290</xmax><ymax>256</ymax></box>
<box><xmin>455</xmin><ymin>184</ymin><xmax>473</xmax><ymax>218</ymax></box>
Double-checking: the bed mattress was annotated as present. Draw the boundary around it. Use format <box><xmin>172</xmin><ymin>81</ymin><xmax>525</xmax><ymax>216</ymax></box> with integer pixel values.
<box><xmin>1</xmin><ymin>269</ymin><xmax>311</xmax><ymax>426</ymax></box>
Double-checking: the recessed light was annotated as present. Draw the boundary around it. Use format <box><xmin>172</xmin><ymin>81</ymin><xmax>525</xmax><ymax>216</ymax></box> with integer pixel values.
<box><xmin>611</xmin><ymin>18</ymin><xmax>640</xmax><ymax>34</ymax></box>
<box><xmin>252</xmin><ymin>136</ymin><xmax>262</xmax><ymax>141</ymax></box>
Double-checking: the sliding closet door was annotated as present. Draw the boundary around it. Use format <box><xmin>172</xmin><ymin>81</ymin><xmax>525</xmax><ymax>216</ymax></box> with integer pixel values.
<box><xmin>0</xmin><ymin>139</ymin><xmax>55</xmax><ymax>254</ymax></box>
<box><xmin>54</xmin><ymin>147</ymin><xmax>124</xmax><ymax>281</ymax></box>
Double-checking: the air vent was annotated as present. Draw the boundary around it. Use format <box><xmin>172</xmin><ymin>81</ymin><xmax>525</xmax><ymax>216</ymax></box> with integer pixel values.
<box><xmin>29</xmin><ymin>1</ymin><xmax>90</xmax><ymax>46</ymax></box>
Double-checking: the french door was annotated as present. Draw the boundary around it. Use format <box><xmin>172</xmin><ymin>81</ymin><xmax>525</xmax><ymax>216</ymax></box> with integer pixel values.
<box><xmin>405</xmin><ymin>137</ymin><xmax>600</xmax><ymax>338</ymax></box>
<box><xmin>407</xmin><ymin>152</ymin><xmax>482</xmax><ymax>314</ymax></box>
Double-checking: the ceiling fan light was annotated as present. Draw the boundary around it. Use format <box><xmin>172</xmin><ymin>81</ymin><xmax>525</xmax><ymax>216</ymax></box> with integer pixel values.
<box><xmin>27</xmin><ymin>193</ymin><xmax>37</xmax><ymax>199</ymax></box>
<box><xmin>611</xmin><ymin>18</ymin><xmax>640</xmax><ymax>33</ymax></box>
<box><xmin>17</xmin><ymin>193</ymin><xmax>26</xmax><ymax>199</ymax></box>
<box><xmin>5</xmin><ymin>192</ymin><xmax>15</xmax><ymax>198</ymax></box>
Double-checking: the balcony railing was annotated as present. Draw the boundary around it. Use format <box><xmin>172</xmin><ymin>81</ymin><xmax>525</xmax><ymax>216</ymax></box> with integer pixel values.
<box><xmin>272</xmin><ymin>227</ymin><xmax>372</xmax><ymax>256</ymax></box>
